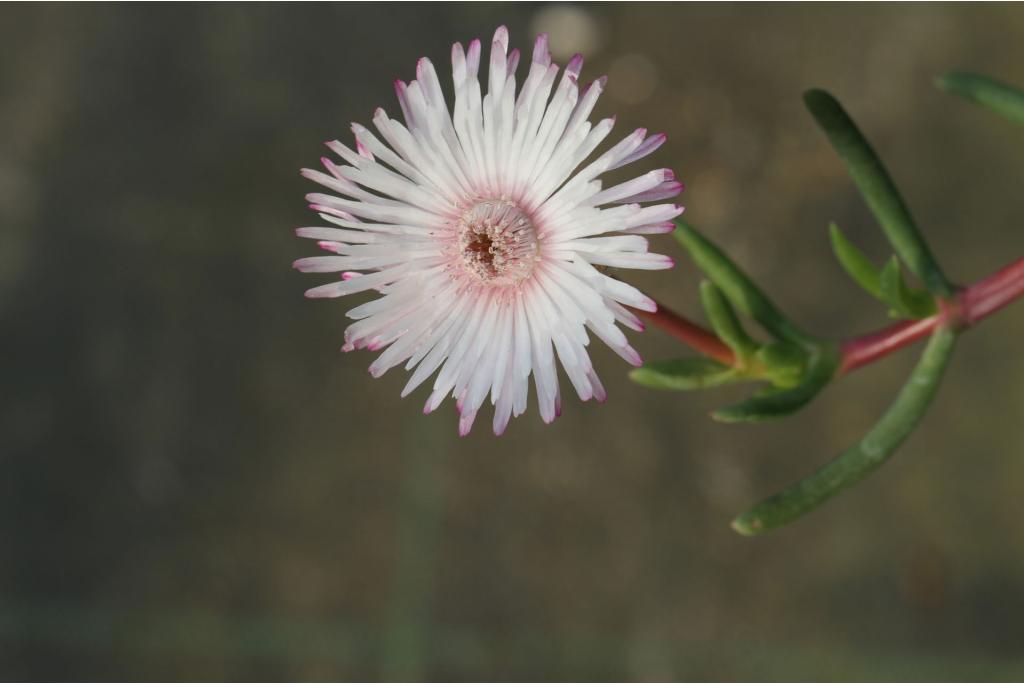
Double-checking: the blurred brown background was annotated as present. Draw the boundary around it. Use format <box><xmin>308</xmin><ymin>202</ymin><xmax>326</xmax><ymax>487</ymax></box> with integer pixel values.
<box><xmin>2</xmin><ymin>2</ymin><xmax>1024</xmax><ymax>680</ymax></box>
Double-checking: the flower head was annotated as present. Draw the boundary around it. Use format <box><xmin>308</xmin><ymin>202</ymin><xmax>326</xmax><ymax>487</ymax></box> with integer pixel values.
<box><xmin>294</xmin><ymin>26</ymin><xmax>683</xmax><ymax>435</ymax></box>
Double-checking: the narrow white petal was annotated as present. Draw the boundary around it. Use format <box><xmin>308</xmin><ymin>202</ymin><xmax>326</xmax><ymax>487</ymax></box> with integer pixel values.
<box><xmin>296</xmin><ymin>26</ymin><xmax>683</xmax><ymax>434</ymax></box>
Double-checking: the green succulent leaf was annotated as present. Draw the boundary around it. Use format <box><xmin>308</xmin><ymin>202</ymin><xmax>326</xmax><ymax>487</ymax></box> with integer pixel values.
<box><xmin>731</xmin><ymin>327</ymin><xmax>957</xmax><ymax>536</ymax></box>
<box><xmin>936</xmin><ymin>72</ymin><xmax>1024</xmax><ymax>126</ymax></box>
<box><xmin>699</xmin><ymin>281</ymin><xmax>758</xmax><ymax>361</ymax></box>
<box><xmin>804</xmin><ymin>89</ymin><xmax>953</xmax><ymax>298</ymax></box>
<box><xmin>629</xmin><ymin>358</ymin><xmax>741</xmax><ymax>391</ymax></box>
<box><xmin>878</xmin><ymin>256</ymin><xmax>938</xmax><ymax>319</ymax></box>
<box><xmin>712</xmin><ymin>343</ymin><xmax>839</xmax><ymax>422</ymax></box>
<box><xmin>674</xmin><ymin>222</ymin><xmax>814</xmax><ymax>347</ymax></box>
<box><xmin>754</xmin><ymin>341</ymin><xmax>808</xmax><ymax>389</ymax></box>
<box><xmin>829</xmin><ymin>222</ymin><xmax>882</xmax><ymax>299</ymax></box>
<box><xmin>829</xmin><ymin>223</ymin><xmax>936</xmax><ymax>318</ymax></box>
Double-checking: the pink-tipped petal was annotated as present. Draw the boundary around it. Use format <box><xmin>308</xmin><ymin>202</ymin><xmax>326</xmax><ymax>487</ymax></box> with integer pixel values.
<box><xmin>493</xmin><ymin>25</ymin><xmax>509</xmax><ymax>52</ymax></box>
<box><xmin>295</xmin><ymin>26</ymin><xmax>682</xmax><ymax>435</ymax></box>
<box><xmin>532</xmin><ymin>33</ymin><xmax>550</xmax><ymax>65</ymax></box>
<box><xmin>506</xmin><ymin>48</ymin><xmax>520</xmax><ymax>77</ymax></box>
<box><xmin>458</xmin><ymin>409</ymin><xmax>477</xmax><ymax>436</ymax></box>
<box><xmin>566</xmin><ymin>53</ymin><xmax>584</xmax><ymax>78</ymax></box>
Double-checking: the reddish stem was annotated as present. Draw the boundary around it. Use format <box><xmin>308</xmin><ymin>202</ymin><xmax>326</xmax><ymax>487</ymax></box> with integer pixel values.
<box><xmin>839</xmin><ymin>256</ymin><xmax>1024</xmax><ymax>374</ymax></box>
<box><xmin>837</xmin><ymin>314</ymin><xmax>939</xmax><ymax>375</ymax></box>
<box><xmin>639</xmin><ymin>256</ymin><xmax>1024</xmax><ymax>375</ymax></box>
<box><xmin>635</xmin><ymin>302</ymin><xmax>736</xmax><ymax>366</ymax></box>
<box><xmin>960</xmin><ymin>256</ymin><xmax>1024</xmax><ymax>324</ymax></box>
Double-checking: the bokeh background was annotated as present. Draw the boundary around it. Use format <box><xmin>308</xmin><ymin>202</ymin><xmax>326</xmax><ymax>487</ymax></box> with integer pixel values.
<box><xmin>2</xmin><ymin>2</ymin><xmax>1024</xmax><ymax>680</ymax></box>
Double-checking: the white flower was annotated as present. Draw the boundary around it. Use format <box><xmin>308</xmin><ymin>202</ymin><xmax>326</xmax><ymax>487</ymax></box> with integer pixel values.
<box><xmin>294</xmin><ymin>26</ymin><xmax>683</xmax><ymax>435</ymax></box>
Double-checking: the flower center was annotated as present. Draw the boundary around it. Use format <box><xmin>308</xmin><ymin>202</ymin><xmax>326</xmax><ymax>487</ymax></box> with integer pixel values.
<box><xmin>457</xmin><ymin>200</ymin><xmax>539</xmax><ymax>285</ymax></box>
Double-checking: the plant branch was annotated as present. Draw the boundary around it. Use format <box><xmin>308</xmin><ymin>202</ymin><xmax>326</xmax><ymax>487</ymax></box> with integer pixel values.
<box><xmin>960</xmin><ymin>255</ymin><xmax>1024</xmax><ymax>324</ymax></box>
<box><xmin>840</xmin><ymin>255</ymin><xmax>1024</xmax><ymax>373</ymax></box>
<box><xmin>733</xmin><ymin>326</ymin><xmax>957</xmax><ymax>535</ymax></box>
<box><xmin>641</xmin><ymin>256</ymin><xmax>1024</xmax><ymax>374</ymax></box>
<box><xmin>634</xmin><ymin>303</ymin><xmax>736</xmax><ymax>366</ymax></box>
<box><xmin>837</xmin><ymin>315</ymin><xmax>937</xmax><ymax>375</ymax></box>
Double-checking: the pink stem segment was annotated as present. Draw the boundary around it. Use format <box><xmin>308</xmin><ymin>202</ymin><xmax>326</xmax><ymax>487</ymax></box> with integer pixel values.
<box><xmin>839</xmin><ymin>256</ymin><xmax>1024</xmax><ymax>374</ymax></box>
<box><xmin>838</xmin><ymin>315</ymin><xmax>939</xmax><ymax>375</ymax></box>
<box><xmin>640</xmin><ymin>256</ymin><xmax>1024</xmax><ymax>375</ymax></box>
<box><xmin>634</xmin><ymin>302</ymin><xmax>736</xmax><ymax>366</ymax></box>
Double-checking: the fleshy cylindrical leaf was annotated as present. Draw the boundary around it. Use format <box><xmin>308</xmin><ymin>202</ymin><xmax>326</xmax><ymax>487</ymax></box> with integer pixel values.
<box><xmin>804</xmin><ymin>89</ymin><xmax>953</xmax><ymax>298</ymax></box>
<box><xmin>731</xmin><ymin>326</ymin><xmax>956</xmax><ymax>535</ymax></box>
<box><xmin>699</xmin><ymin>281</ymin><xmax>757</xmax><ymax>361</ymax></box>
<box><xmin>629</xmin><ymin>358</ymin><xmax>739</xmax><ymax>391</ymax></box>
<box><xmin>878</xmin><ymin>256</ymin><xmax>938</xmax><ymax>319</ymax></box>
<box><xmin>674</xmin><ymin>223</ymin><xmax>814</xmax><ymax>346</ymax></box>
<box><xmin>829</xmin><ymin>222</ymin><xmax>882</xmax><ymax>299</ymax></box>
<box><xmin>936</xmin><ymin>72</ymin><xmax>1024</xmax><ymax>126</ymax></box>
<box><xmin>711</xmin><ymin>344</ymin><xmax>838</xmax><ymax>422</ymax></box>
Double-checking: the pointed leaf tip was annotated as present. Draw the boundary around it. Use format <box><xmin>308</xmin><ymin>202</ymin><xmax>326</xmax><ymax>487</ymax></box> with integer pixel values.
<box><xmin>829</xmin><ymin>222</ymin><xmax>883</xmax><ymax>299</ymax></box>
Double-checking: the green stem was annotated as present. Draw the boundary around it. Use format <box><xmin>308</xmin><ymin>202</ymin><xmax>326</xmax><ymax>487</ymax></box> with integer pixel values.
<box><xmin>732</xmin><ymin>326</ymin><xmax>956</xmax><ymax>535</ymax></box>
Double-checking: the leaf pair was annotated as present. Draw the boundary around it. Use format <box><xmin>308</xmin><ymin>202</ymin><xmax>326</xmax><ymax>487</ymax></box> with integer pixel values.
<box><xmin>829</xmin><ymin>223</ymin><xmax>937</xmax><ymax>319</ymax></box>
<box><xmin>803</xmin><ymin>90</ymin><xmax>954</xmax><ymax>299</ymax></box>
<box><xmin>632</xmin><ymin>223</ymin><xmax>836</xmax><ymax>423</ymax></box>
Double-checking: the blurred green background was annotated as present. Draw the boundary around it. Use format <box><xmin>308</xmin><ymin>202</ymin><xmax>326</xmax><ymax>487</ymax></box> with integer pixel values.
<box><xmin>2</xmin><ymin>2</ymin><xmax>1024</xmax><ymax>680</ymax></box>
